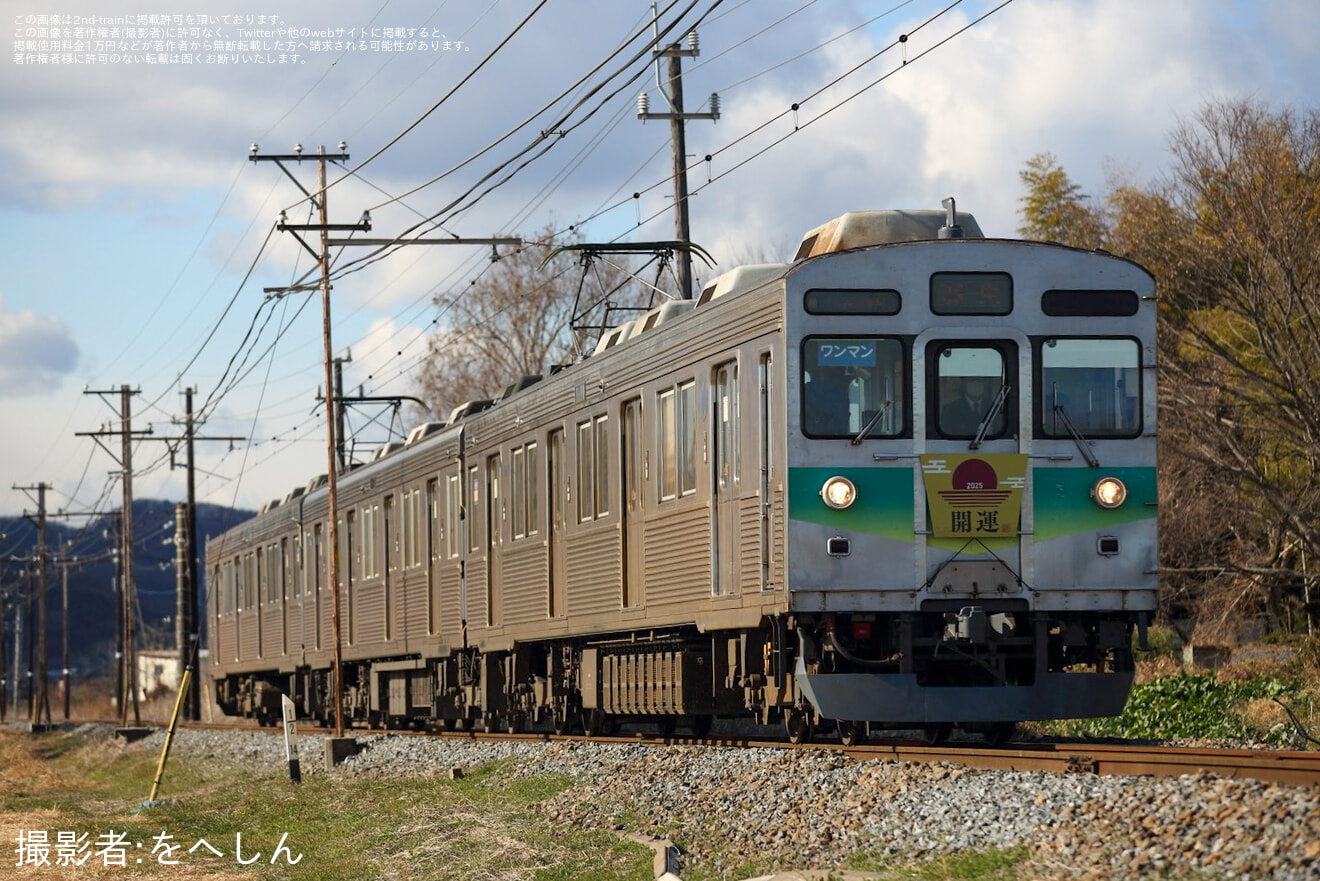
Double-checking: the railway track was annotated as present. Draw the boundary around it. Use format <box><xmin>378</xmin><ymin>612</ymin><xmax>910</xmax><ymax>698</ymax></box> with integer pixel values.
<box><xmin>180</xmin><ymin>720</ymin><xmax>1320</xmax><ymax>787</ymax></box>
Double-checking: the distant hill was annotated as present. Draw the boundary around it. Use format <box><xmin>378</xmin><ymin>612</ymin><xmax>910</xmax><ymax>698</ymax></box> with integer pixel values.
<box><xmin>0</xmin><ymin>500</ymin><xmax>256</xmax><ymax>679</ymax></box>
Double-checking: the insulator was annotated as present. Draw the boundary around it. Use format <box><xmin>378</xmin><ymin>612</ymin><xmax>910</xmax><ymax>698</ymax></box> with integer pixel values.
<box><xmin>709</xmin><ymin>93</ymin><xmax>720</xmax><ymax>118</ymax></box>
<box><xmin>637</xmin><ymin>92</ymin><xmax>649</xmax><ymax>117</ymax></box>
<box><xmin>687</xmin><ymin>31</ymin><xmax>699</xmax><ymax>53</ymax></box>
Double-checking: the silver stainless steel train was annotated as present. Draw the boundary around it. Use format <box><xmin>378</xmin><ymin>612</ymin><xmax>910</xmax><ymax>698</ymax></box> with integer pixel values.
<box><xmin>207</xmin><ymin>204</ymin><xmax>1158</xmax><ymax>744</ymax></box>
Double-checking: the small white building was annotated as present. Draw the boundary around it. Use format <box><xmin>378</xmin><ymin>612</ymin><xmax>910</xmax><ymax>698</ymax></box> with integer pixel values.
<box><xmin>135</xmin><ymin>649</ymin><xmax>208</xmax><ymax>700</ymax></box>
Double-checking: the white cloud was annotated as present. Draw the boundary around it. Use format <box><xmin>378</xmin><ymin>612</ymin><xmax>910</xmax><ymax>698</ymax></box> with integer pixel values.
<box><xmin>0</xmin><ymin>292</ymin><xmax>80</xmax><ymax>396</ymax></box>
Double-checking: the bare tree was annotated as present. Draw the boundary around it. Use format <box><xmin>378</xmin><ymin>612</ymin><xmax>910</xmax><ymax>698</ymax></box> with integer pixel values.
<box><xmin>414</xmin><ymin>224</ymin><xmax>646</xmax><ymax>420</ymax></box>
<box><xmin>1015</xmin><ymin>100</ymin><xmax>1320</xmax><ymax>635</ymax></box>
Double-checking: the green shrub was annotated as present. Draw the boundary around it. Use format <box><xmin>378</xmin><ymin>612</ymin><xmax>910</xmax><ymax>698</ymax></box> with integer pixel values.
<box><xmin>1059</xmin><ymin>671</ymin><xmax>1299</xmax><ymax>742</ymax></box>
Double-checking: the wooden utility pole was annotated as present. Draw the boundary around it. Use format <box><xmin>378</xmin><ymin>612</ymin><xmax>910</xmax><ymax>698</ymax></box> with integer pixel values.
<box><xmin>140</xmin><ymin>387</ymin><xmax>242</xmax><ymax>721</ymax></box>
<box><xmin>78</xmin><ymin>386</ymin><xmax>150</xmax><ymax>726</ymax></box>
<box><xmin>251</xmin><ymin>143</ymin><xmax>518</xmax><ymax>739</ymax></box>
<box><xmin>12</xmin><ymin>482</ymin><xmax>51</xmax><ymax>724</ymax></box>
<box><xmin>637</xmin><ymin>11</ymin><xmax>720</xmax><ymax>300</ymax></box>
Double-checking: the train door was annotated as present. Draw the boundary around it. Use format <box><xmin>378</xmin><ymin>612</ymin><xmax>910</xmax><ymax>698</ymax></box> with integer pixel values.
<box><xmin>311</xmin><ymin>524</ymin><xmax>323</xmax><ymax>650</ymax></box>
<box><xmin>279</xmin><ymin>537</ymin><xmax>289</xmax><ymax>657</ymax></box>
<box><xmin>344</xmin><ymin>509</ymin><xmax>356</xmax><ymax>645</ymax></box>
<box><xmin>621</xmin><ymin>398</ymin><xmax>644</xmax><ymax>607</ymax></box>
<box><xmin>918</xmin><ymin>331</ymin><xmax>1028</xmax><ymax>591</ymax></box>
<box><xmin>547</xmin><ymin>429</ymin><xmax>566</xmax><ymax>617</ymax></box>
<box><xmin>255</xmin><ymin>546</ymin><xmax>265</xmax><ymax>658</ymax></box>
<box><xmin>758</xmin><ymin>352</ymin><xmax>773</xmax><ymax>591</ymax></box>
<box><xmin>713</xmin><ymin>361</ymin><xmax>739</xmax><ymax>596</ymax></box>
<box><xmin>383</xmin><ymin>494</ymin><xmax>394</xmax><ymax>641</ymax></box>
<box><xmin>485</xmin><ymin>454</ymin><xmax>502</xmax><ymax>627</ymax></box>
<box><xmin>426</xmin><ymin>478</ymin><xmax>439</xmax><ymax>635</ymax></box>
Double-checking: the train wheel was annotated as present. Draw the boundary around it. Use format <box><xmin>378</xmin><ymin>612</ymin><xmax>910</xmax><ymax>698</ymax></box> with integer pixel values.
<box><xmin>922</xmin><ymin>724</ymin><xmax>952</xmax><ymax>746</ymax></box>
<box><xmin>552</xmin><ymin>696</ymin><xmax>581</xmax><ymax>735</ymax></box>
<box><xmin>439</xmin><ymin>717</ymin><xmax>456</xmax><ymax>732</ymax></box>
<box><xmin>657</xmin><ymin>717</ymin><xmax>677</xmax><ymax>739</ymax></box>
<box><xmin>581</xmin><ymin>708</ymin><xmax>606</xmax><ymax>737</ymax></box>
<box><xmin>784</xmin><ymin>708</ymin><xmax>814</xmax><ymax>745</ymax></box>
<box><xmin>985</xmin><ymin>722</ymin><xmax>1016</xmax><ymax>747</ymax></box>
<box><xmin>505</xmin><ymin>713</ymin><xmax>524</xmax><ymax>735</ymax></box>
<box><xmin>690</xmin><ymin>714</ymin><xmax>713</xmax><ymax>738</ymax></box>
<box><xmin>837</xmin><ymin>720</ymin><xmax>865</xmax><ymax>747</ymax></box>
<box><xmin>478</xmin><ymin>713</ymin><xmax>501</xmax><ymax>734</ymax></box>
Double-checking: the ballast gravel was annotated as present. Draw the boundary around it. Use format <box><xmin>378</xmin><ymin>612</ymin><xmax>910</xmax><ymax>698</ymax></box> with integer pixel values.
<box><xmin>141</xmin><ymin>726</ymin><xmax>1320</xmax><ymax>880</ymax></box>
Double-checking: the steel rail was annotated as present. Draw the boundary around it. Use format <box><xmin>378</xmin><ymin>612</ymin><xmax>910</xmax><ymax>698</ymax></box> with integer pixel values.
<box><xmin>176</xmin><ymin>721</ymin><xmax>1320</xmax><ymax>787</ymax></box>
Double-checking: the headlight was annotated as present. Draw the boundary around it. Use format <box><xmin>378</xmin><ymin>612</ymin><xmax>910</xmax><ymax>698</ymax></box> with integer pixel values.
<box><xmin>821</xmin><ymin>476</ymin><xmax>857</xmax><ymax>509</ymax></box>
<box><xmin>1091</xmin><ymin>476</ymin><xmax>1127</xmax><ymax>509</ymax></box>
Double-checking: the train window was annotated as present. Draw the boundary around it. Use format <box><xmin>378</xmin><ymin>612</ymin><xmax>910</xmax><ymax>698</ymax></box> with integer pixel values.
<box><xmin>804</xmin><ymin>288</ymin><xmax>901</xmax><ymax>315</ymax></box>
<box><xmin>513</xmin><ymin>448</ymin><xmax>527</xmax><ymax>538</ymax></box>
<box><xmin>1039</xmin><ymin>338</ymin><xmax>1141</xmax><ymax>437</ymax></box>
<box><xmin>594</xmin><ymin>417</ymin><xmax>610</xmax><ymax>514</ymax></box>
<box><xmin>266</xmin><ymin>542</ymin><xmax>282</xmax><ymax>604</ymax></box>
<box><xmin>930</xmin><ymin>272</ymin><xmax>1012</xmax><ymax>315</ymax></box>
<box><xmin>801</xmin><ymin>338</ymin><xmax>905</xmax><ymax>438</ymax></box>
<box><xmin>1041</xmin><ymin>290</ymin><xmax>1139</xmax><ymax>316</ymax></box>
<box><xmin>657</xmin><ymin>382</ymin><xmax>698</xmax><ymax>499</ymax></box>
<box><xmin>279</xmin><ymin>538</ymin><xmax>288</xmax><ymax>604</ymax></box>
<box><xmin>401</xmin><ymin>489</ymin><xmax>415</xmax><ymax>568</ymax></box>
<box><xmin>243</xmin><ymin>552</ymin><xmax>256</xmax><ymax>610</ymax></box>
<box><xmin>526</xmin><ymin>443</ymin><xmax>540</xmax><ymax>536</ymax></box>
<box><xmin>678</xmin><ymin>382</ymin><xmax>697</xmax><ymax>496</ymax></box>
<box><xmin>468</xmin><ymin>467</ymin><xmax>480</xmax><ymax>553</ymax></box>
<box><xmin>447</xmin><ymin>474</ymin><xmax>461</xmax><ymax>558</ymax></box>
<box><xmin>362</xmin><ymin>505</ymin><xmax>380</xmax><ymax>579</ymax></box>
<box><xmin>933</xmin><ymin>345</ymin><xmax>1009</xmax><ymax>438</ymax></box>
<box><xmin>510</xmin><ymin>444</ymin><xmax>540</xmax><ymax>538</ymax></box>
<box><xmin>577</xmin><ymin>421</ymin><xmax>595</xmax><ymax>521</ymax></box>
<box><xmin>659</xmin><ymin>389</ymin><xmax>677</xmax><ymax>500</ymax></box>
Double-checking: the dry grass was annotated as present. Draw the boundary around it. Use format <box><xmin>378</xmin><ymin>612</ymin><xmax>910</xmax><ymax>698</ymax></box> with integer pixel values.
<box><xmin>1133</xmin><ymin>655</ymin><xmax>1183</xmax><ymax>684</ymax></box>
<box><xmin>0</xmin><ymin>729</ymin><xmax>251</xmax><ymax>881</ymax></box>
<box><xmin>369</xmin><ymin>798</ymin><xmax>563</xmax><ymax>881</ymax></box>
<box><xmin>0</xmin><ymin>734</ymin><xmax>77</xmax><ymax>794</ymax></box>
<box><xmin>1236</xmin><ymin>697</ymin><xmax>1290</xmax><ymax>734</ymax></box>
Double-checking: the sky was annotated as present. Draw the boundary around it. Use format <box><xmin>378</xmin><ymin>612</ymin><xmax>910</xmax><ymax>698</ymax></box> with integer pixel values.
<box><xmin>1</xmin><ymin>0</ymin><xmax>1316</xmax><ymax>527</ymax></box>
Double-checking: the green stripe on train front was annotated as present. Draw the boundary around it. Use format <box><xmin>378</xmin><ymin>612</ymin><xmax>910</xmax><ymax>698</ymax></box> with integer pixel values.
<box><xmin>788</xmin><ymin>466</ymin><xmax>914</xmax><ymax>540</ymax></box>
<box><xmin>1032</xmin><ymin>466</ymin><xmax>1157</xmax><ymax>540</ymax></box>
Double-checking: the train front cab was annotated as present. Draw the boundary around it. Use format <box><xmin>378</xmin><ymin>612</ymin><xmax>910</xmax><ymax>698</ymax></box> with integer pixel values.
<box><xmin>783</xmin><ymin>223</ymin><xmax>1157</xmax><ymax>735</ymax></box>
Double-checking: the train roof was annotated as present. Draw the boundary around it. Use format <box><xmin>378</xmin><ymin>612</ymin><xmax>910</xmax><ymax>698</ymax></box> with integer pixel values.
<box><xmin>793</xmin><ymin>209</ymin><xmax>984</xmax><ymax>259</ymax></box>
<box><xmin>215</xmin><ymin>206</ymin><xmax>1008</xmax><ymax>544</ymax></box>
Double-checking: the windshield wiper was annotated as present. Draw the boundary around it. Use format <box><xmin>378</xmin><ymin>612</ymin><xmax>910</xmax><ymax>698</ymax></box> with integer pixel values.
<box><xmin>851</xmin><ymin>399</ymin><xmax>894</xmax><ymax>446</ymax></box>
<box><xmin>970</xmin><ymin>384</ymin><xmax>1011</xmax><ymax>450</ymax></box>
<box><xmin>1054</xmin><ymin>402</ymin><xmax>1100</xmax><ymax>466</ymax></box>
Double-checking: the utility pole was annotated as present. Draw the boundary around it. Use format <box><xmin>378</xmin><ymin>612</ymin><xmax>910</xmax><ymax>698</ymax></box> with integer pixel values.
<box><xmin>637</xmin><ymin>10</ymin><xmax>720</xmax><ymax>300</ymax></box>
<box><xmin>0</xmin><ymin>590</ymin><xmax>6</xmax><ymax>723</ymax></box>
<box><xmin>183</xmin><ymin>388</ymin><xmax>200</xmax><ymax>720</ymax></box>
<box><xmin>10</xmin><ymin>483</ymin><xmax>52</xmax><ymax>725</ymax></box>
<box><xmin>57</xmin><ymin>547</ymin><xmax>74</xmax><ymax>720</ymax></box>
<box><xmin>251</xmin><ymin>142</ymin><xmax>519</xmax><ymax>740</ymax></box>
<box><xmin>146</xmin><ymin>387</ymin><xmax>242</xmax><ymax>721</ymax></box>
<box><xmin>334</xmin><ymin>353</ymin><xmax>349</xmax><ymax>472</ymax></box>
<box><xmin>78</xmin><ymin>386</ymin><xmax>150</xmax><ymax>726</ymax></box>
<box><xmin>251</xmin><ymin>143</ymin><xmax>361</xmax><ymax>739</ymax></box>
<box><xmin>173</xmin><ymin>501</ymin><xmax>189</xmax><ymax>719</ymax></box>
<box><xmin>11</xmin><ymin>580</ymin><xmax>21</xmax><ymax>718</ymax></box>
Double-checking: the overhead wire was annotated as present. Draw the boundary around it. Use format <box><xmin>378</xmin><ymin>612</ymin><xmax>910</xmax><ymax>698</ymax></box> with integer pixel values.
<box><xmin>185</xmin><ymin>0</ymin><xmax>1010</xmax><ymax>501</ymax></box>
<box><xmin>280</xmin><ymin>0</ymin><xmax>556</xmax><ymax>214</ymax></box>
<box><xmin>321</xmin><ymin>2</ymin><xmax>717</xmax><ymax>287</ymax></box>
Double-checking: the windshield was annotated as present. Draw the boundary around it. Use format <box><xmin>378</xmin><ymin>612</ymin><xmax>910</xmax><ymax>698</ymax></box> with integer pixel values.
<box><xmin>1040</xmin><ymin>338</ymin><xmax>1141</xmax><ymax>437</ymax></box>
<box><xmin>935</xmin><ymin>345</ymin><xmax>1007</xmax><ymax>439</ymax></box>
<box><xmin>801</xmin><ymin>338</ymin><xmax>905</xmax><ymax>438</ymax></box>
